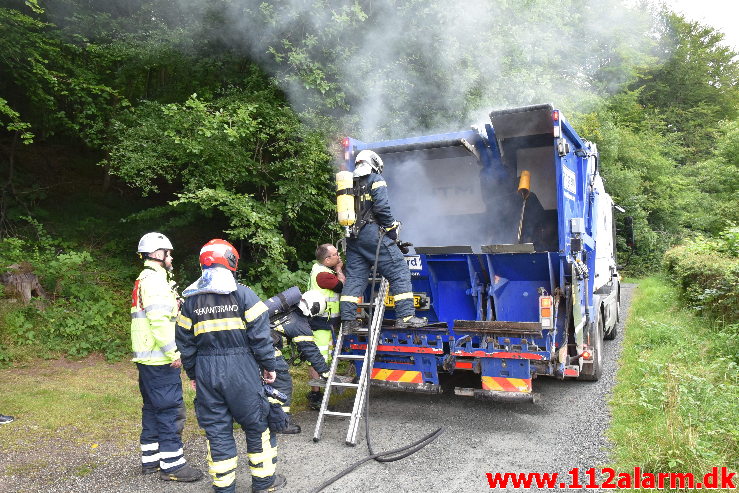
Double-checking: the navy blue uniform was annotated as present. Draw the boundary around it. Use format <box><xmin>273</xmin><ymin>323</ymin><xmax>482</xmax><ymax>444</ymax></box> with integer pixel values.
<box><xmin>270</xmin><ymin>309</ymin><xmax>331</xmax><ymax>411</ymax></box>
<box><xmin>176</xmin><ymin>284</ymin><xmax>277</xmax><ymax>493</ymax></box>
<box><xmin>340</xmin><ymin>172</ymin><xmax>416</xmax><ymax>320</ymax></box>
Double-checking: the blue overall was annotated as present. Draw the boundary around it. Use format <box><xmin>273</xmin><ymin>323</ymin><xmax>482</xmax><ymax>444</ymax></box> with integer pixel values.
<box><xmin>137</xmin><ymin>363</ymin><xmax>187</xmax><ymax>472</ymax></box>
<box><xmin>340</xmin><ymin>172</ymin><xmax>415</xmax><ymax>321</ymax></box>
<box><xmin>270</xmin><ymin>309</ymin><xmax>331</xmax><ymax>411</ymax></box>
<box><xmin>176</xmin><ymin>284</ymin><xmax>277</xmax><ymax>493</ymax></box>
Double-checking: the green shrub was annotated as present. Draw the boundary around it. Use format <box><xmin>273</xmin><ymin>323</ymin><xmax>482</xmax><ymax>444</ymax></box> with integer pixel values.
<box><xmin>0</xmin><ymin>229</ymin><xmax>131</xmax><ymax>362</ymax></box>
<box><xmin>663</xmin><ymin>227</ymin><xmax>739</xmax><ymax>324</ymax></box>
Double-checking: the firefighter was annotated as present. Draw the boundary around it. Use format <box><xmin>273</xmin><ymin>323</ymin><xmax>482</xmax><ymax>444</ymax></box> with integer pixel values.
<box><xmin>340</xmin><ymin>150</ymin><xmax>427</xmax><ymax>330</ymax></box>
<box><xmin>306</xmin><ymin>243</ymin><xmax>344</xmax><ymax>409</ymax></box>
<box><xmin>263</xmin><ymin>288</ymin><xmax>331</xmax><ymax>433</ymax></box>
<box><xmin>175</xmin><ymin>239</ymin><xmax>286</xmax><ymax>493</ymax></box>
<box><xmin>131</xmin><ymin>232</ymin><xmax>202</xmax><ymax>482</ymax></box>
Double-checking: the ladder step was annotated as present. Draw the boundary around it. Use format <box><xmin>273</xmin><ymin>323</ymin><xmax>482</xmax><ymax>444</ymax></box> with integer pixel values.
<box><xmin>323</xmin><ymin>411</ymin><xmax>352</xmax><ymax>417</ymax></box>
<box><xmin>338</xmin><ymin>354</ymin><xmax>365</xmax><ymax>360</ymax></box>
<box><xmin>333</xmin><ymin>382</ymin><xmax>359</xmax><ymax>388</ymax></box>
<box><xmin>344</xmin><ymin>328</ymin><xmax>368</xmax><ymax>334</ymax></box>
<box><xmin>307</xmin><ymin>376</ymin><xmax>355</xmax><ymax>387</ymax></box>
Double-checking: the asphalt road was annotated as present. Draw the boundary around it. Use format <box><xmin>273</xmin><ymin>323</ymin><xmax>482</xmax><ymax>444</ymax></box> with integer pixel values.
<box><xmin>7</xmin><ymin>283</ymin><xmax>634</xmax><ymax>493</ymax></box>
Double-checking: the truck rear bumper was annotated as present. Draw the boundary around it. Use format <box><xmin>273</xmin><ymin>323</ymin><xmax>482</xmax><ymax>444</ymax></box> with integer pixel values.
<box><xmin>454</xmin><ymin>387</ymin><xmax>538</xmax><ymax>402</ymax></box>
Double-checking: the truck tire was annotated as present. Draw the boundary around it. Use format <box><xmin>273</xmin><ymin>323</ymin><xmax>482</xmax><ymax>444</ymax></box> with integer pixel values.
<box><xmin>579</xmin><ymin>316</ymin><xmax>603</xmax><ymax>381</ymax></box>
<box><xmin>604</xmin><ymin>303</ymin><xmax>618</xmax><ymax>340</ymax></box>
<box><xmin>605</xmin><ymin>290</ymin><xmax>621</xmax><ymax>340</ymax></box>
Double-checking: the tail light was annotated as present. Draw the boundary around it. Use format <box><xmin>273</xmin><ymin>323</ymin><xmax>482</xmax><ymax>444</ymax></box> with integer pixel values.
<box><xmin>539</xmin><ymin>295</ymin><xmax>554</xmax><ymax>328</ymax></box>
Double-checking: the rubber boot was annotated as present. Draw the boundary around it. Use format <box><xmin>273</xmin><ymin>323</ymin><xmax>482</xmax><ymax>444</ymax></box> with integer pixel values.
<box><xmin>159</xmin><ymin>463</ymin><xmax>204</xmax><ymax>482</ymax></box>
<box><xmin>253</xmin><ymin>473</ymin><xmax>287</xmax><ymax>493</ymax></box>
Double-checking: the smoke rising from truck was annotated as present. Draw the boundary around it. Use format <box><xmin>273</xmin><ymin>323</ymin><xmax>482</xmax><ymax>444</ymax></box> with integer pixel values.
<box><xmin>178</xmin><ymin>0</ymin><xmax>659</xmax><ymax>142</ymax></box>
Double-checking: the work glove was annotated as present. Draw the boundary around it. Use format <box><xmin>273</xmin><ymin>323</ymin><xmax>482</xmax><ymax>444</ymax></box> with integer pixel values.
<box><xmin>267</xmin><ymin>403</ymin><xmax>290</xmax><ymax>432</ymax></box>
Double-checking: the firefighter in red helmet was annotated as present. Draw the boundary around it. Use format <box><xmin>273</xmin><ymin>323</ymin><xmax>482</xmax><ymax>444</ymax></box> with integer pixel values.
<box><xmin>175</xmin><ymin>239</ymin><xmax>286</xmax><ymax>493</ymax></box>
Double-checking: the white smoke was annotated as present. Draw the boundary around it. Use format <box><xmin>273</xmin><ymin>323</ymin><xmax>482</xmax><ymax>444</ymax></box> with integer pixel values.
<box><xmin>175</xmin><ymin>0</ymin><xmax>660</xmax><ymax>141</ymax></box>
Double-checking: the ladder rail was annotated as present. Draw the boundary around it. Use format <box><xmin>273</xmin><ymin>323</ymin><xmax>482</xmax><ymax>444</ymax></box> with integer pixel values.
<box><xmin>345</xmin><ymin>278</ymin><xmax>388</xmax><ymax>445</ymax></box>
<box><xmin>312</xmin><ymin>277</ymin><xmax>388</xmax><ymax>444</ymax></box>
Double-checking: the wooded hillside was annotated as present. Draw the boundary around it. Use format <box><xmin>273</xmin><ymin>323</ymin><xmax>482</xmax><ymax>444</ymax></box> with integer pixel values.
<box><xmin>0</xmin><ymin>0</ymin><xmax>737</xmax><ymax>361</ymax></box>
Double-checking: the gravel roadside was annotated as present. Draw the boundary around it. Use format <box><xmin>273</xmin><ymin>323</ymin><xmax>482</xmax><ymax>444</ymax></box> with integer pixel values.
<box><xmin>1</xmin><ymin>283</ymin><xmax>635</xmax><ymax>493</ymax></box>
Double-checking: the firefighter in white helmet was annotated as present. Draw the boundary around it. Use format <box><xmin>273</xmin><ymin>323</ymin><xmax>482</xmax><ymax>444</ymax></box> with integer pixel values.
<box><xmin>131</xmin><ymin>232</ymin><xmax>203</xmax><ymax>482</ymax></box>
<box><xmin>340</xmin><ymin>150</ymin><xmax>427</xmax><ymax>330</ymax></box>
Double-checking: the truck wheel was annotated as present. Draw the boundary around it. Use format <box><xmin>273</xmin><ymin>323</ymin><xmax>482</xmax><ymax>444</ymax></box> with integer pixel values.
<box><xmin>604</xmin><ymin>303</ymin><xmax>618</xmax><ymax>340</ymax></box>
<box><xmin>579</xmin><ymin>316</ymin><xmax>603</xmax><ymax>381</ymax></box>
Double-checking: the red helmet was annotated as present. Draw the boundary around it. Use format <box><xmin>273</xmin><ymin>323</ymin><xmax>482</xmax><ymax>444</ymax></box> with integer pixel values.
<box><xmin>199</xmin><ymin>239</ymin><xmax>240</xmax><ymax>271</ymax></box>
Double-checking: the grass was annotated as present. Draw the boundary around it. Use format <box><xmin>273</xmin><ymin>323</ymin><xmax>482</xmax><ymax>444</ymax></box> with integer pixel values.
<box><xmin>0</xmin><ymin>353</ymin><xmax>327</xmax><ymax>481</ymax></box>
<box><xmin>0</xmin><ymin>353</ymin><xmax>325</xmax><ymax>455</ymax></box>
<box><xmin>0</xmin><ymin>356</ymin><xmax>147</xmax><ymax>450</ymax></box>
<box><xmin>609</xmin><ymin>277</ymin><xmax>738</xmax><ymax>483</ymax></box>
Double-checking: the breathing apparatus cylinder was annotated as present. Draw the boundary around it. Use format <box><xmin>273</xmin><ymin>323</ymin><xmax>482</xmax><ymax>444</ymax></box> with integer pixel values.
<box><xmin>336</xmin><ymin>170</ymin><xmax>356</xmax><ymax>236</ymax></box>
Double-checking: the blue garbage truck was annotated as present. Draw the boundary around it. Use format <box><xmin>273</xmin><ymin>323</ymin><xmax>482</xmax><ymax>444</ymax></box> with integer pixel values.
<box><xmin>340</xmin><ymin>103</ymin><xmax>620</xmax><ymax>399</ymax></box>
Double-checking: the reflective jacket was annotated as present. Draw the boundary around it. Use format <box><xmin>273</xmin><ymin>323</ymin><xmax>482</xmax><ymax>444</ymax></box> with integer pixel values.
<box><xmin>175</xmin><ymin>284</ymin><xmax>276</xmax><ymax>381</ymax></box>
<box><xmin>130</xmin><ymin>260</ymin><xmax>180</xmax><ymax>365</ymax></box>
<box><xmin>309</xmin><ymin>263</ymin><xmax>340</xmax><ymax>319</ymax></box>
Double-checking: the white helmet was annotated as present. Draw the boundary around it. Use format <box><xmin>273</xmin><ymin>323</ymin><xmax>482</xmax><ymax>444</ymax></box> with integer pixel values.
<box><xmin>298</xmin><ymin>290</ymin><xmax>326</xmax><ymax>317</ymax></box>
<box><xmin>137</xmin><ymin>232</ymin><xmax>173</xmax><ymax>254</ymax></box>
<box><xmin>355</xmin><ymin>150</ymin><xmax>383</xmax><ymax>174</ymax></box>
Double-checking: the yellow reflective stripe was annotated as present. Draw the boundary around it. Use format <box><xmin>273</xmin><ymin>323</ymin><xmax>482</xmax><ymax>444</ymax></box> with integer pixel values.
<box><xmin>393</xmin><ymin>292</ymin><xmax>414</xmax><ymax>301</ymax></box>
<box><xmin>267</xmin><ymin>397</ymin><xmax>281</xmax><ymax>405</ymax></box>
<box><xmin>371</xmin><ymin>180</ymin><xmax>387</xmax><ymax>190</ymax></box>
<box><xmin>176</xmin><ymin>314</ymin><xmax>192</xmax><ymax>330</ymax></box>
<box><xmin>244</xmin><ymin>301</ymin><xmax>268</xmax><ymax>322</ymax></box>
<box><xmin>283</xmin><ymin>406</ymin><xmax>290</xmax><ymax>413</ymax></box>
<box><xmin>362</xmin><ymin>193</ymin><xmax>373</xmax><ymax>201</ymax></box>
<box><xmin>193</xmin><ymin>317</ymin><xmax>244</xmax><ymax>336</ymax></box>
<box><xmin>213</xmin><ymin>471</ymin><xmax>236</xmax><ymax>488</ymax></box>
<box><xmin>293</xmin><ymin>335</ymin><xmax>314</xmax><ymax>343</ymax></box>
<box><xmin>273</xmin><ymin>324</ymin><xmax>285</xmax><ymax>334</ymax></box>
<box><xmin>208</xmin><ymin>455</ymin><xmax>238</xmax><ymax>475</ymax></box>
<box><xmin>341</xmin><ymin>295</ymin><xmax>359</xmax><ymax>303</ymax></box>
<box><xmin>206</xmin><ymin>440</ymin><xmax>237</xmax><ymax>487</ymax></box>
<box><xmin>248</xmin><ymin>430</ymin><xmax>277</xmax><ymax>478</ymax></box>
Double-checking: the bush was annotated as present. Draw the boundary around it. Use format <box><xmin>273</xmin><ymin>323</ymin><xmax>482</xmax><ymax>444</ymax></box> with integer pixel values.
<box><xmin>663</xmin><ymin>227</ymin><xmax>739</xmax><ymax>324</ymax></box>
<box><xmin>0</xmin><ymin>230</ymin><xmax>131</xmax><ymax>363</ymax></box>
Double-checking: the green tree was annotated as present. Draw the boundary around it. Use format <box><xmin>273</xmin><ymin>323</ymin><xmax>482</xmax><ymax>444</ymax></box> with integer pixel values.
<box><xmin>104</xmin><ymin>83</ymin><xmax>336</xmax><ymax>294</ymax></box>
<box><xmin>635</xmin><ymin>12</ymin><xmax>739</xmax><ymax>165</ymax></box>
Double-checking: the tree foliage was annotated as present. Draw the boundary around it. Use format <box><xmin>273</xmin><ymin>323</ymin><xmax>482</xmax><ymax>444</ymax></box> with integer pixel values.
<box><xmin>104</xmin><ymin>84</ymin><xmax>335</xmax><ymax>293</ymax></box>
<box><xmin>0</xmin><ymin>0</ymin><xmax>736</xmax><ymax>308</ymax></box>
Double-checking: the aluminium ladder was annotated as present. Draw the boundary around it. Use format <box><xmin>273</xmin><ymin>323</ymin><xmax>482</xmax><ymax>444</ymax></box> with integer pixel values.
<box><xmin>312</xmin><ymin>277</ymin><xmax>388</xmax><ymax>445</ymax></box>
